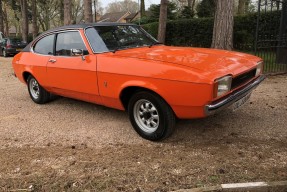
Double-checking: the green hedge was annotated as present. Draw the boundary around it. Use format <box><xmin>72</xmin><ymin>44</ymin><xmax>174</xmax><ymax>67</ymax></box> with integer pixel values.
<box><xmin>142</xmin><ymin>11</ymin><xmax>281</xmax><ymax>51</ymax></box>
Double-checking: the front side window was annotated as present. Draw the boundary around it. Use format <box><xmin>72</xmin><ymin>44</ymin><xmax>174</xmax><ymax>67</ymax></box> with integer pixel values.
<box><xmin>85</xmin><ymin>27</ymin><xmax>109</xmax><ymax>53</ymax></box>
<box><xmin>56</xmin><ymin>31</ymin><xmax>88</xmax><ymax>56</ymax></box>
<box><xmin>33</xmin><ymin>34</ymin><xmax>55</xmax><ymax>55</ymax></box>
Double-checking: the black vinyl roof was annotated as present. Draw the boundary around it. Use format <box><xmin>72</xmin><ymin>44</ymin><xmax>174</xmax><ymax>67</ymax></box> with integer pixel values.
<box><xmin>26</xmin><ymin>22</ymin><xmax>138</xmax><ymax>51</ymax></box>
<box><xmin>44</xmin><ymin>22</ymin><xmax>137</xmax><ymax>34</ymax></box>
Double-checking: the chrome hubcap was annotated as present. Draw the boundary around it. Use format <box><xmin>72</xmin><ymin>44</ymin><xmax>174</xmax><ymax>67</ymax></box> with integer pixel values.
<box><xmin>133</xmin><ymin>99</ymin><xmax>159</xmax><ymax>133</ymax></box>
<box><xmin>29</xmin><ymin>79</ymin><xmax>40</xmax><ymax>99</ymax></box>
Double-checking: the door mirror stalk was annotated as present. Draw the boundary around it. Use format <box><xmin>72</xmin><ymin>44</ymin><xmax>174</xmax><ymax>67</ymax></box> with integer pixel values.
<box><xmin>71</xmin><ymin>49</ymin><xmax>86</xmax><ymax>60</ymax></box>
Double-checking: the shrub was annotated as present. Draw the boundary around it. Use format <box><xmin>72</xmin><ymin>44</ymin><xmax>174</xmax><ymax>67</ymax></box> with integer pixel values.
<box><xmin>142</xmin><ymin>11</ymin><xmax>281</xmax><ymax>51</ymax></box>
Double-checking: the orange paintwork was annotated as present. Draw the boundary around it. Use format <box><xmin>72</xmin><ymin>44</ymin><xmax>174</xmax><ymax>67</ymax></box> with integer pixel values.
<box><xmin>12</xmin><ymin>28</ymin><xmax>263</xmax><ymax>119</ymax></box>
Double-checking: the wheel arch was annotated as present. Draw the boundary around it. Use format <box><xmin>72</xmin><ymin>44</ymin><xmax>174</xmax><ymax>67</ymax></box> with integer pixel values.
<box><xmin>119</xmin><ymin>84</ymin><xmax>173</xmax><ymax>113</ymax></box>
<box><xmin>22</xmin><ymin>71</ymin><xmax>33</xmax><ymax>84</ymax></box>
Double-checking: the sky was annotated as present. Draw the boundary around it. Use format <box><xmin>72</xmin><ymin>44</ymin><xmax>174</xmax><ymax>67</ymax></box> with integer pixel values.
<box><xmin>100</xmin><ymin>0</ymin><xmax>161</xmax><ymax>10</ymax></box>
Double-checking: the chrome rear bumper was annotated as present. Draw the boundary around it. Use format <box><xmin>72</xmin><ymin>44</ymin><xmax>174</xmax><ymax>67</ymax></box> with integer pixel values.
<box><xmin>205</xmin><ymin>75</ymin><xmax>265</xmax><ymax>115</ymax></box>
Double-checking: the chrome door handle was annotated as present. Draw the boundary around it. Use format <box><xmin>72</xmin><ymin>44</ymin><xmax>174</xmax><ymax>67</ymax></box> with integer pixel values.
<box><xmin>48</xmin><ymin>59</ymin><xmax>57</xmax><ymax>63</ymax></box>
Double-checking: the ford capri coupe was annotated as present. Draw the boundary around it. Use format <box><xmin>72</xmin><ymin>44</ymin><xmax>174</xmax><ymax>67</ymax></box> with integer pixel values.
<box><xmin>12</xmin><ymin>23</ymin><xmax>265</xmax><ymax>141</ymax></box>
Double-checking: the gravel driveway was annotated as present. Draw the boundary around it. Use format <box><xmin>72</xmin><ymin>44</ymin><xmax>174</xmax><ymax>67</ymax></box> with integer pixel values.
<box><xmin>0</xmin><ymin>57</ymin><xmax>286</xmax><ymax>191</ymax></box>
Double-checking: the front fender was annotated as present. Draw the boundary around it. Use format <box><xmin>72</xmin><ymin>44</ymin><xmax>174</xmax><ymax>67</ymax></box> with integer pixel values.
<box><xmin>98</xmin><ymin>71</ymin><xmax>213</xmax><ymax>118</ymax></box>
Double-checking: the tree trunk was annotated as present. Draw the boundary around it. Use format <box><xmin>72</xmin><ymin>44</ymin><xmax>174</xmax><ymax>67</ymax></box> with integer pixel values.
<box><xmin>20</xmin><ymin>0</ymin><xmax>29</xmax><ymax>43</ymax></box>
<box><xmin>18</xmin><ymin>25</ymin><xmax>21</xmax><ymax>37</ymax></box>
<box><xmin>93</xmin><ymin>0</ymin><xmax>97</xmax><ymax>22</ymax></box>
<box><xmin>157</xmin><ymin>0</ymin><xmax>168</xmax><ymax>44</ymax></box>
<box><xmin>141</xmin><ymin>0</ymin><xmax>146</xmax><ymax>17</ymax></box>
<box><xmin>238</xmin><ymin>0</ymin><xmax>246</xmax><ymax>15</ymax></box>
<box><xmin>64</xmin><ymin>0</ymin><xmax>72</xmax><ymax>25</ymax></box>
<box><xmin>84</xmin><ymin>0</ymin><xmax>93</xmax><ymax>23</ymax></box>
<box><xmin>44</xmin><ymin>7</ymin><xmax>50</xmax><ymax>30</ymax></box>
<box><xmin>211</xmin><ymin>0</ymin><xmax>234</xmax><ymax>50</ymax></box>
<box><xmin>0</xmin><ymin>0</ymin><xmax>4</xmax><ymax>33</ymax></box>
<box><xmin>187</xmin><ymin>0</ymin><xmax>195</xmax><ymax>8</ymax></box>
<box><xmin>60</xmin><ymin>0</ymin><xmax>64</xmax><ymax>25</ymax></box>
<box><xmin>187</xmin><ymin>0</ymin><xmax>195</xmax><ymax>14</ymax></box>
<box><xmin>3</xmin><ymin>2</ymin><xmax>9</xmax><ymax>36</ymax></box>
<box><xmin>191</xmin><ymin>0</ymin><xmax>196</xmax><ymax>11</ymax></box>
<box><xmin>31</xmin><ymin>0</ymin><xmax>38</xmax><ymax>39</ymax></box>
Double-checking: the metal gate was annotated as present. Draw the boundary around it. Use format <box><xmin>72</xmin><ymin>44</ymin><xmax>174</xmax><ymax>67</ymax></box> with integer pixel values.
<box><xmin>255</xmin><ymin>0</ymin><xmax>287</xmax><ymax>73</ymax></box>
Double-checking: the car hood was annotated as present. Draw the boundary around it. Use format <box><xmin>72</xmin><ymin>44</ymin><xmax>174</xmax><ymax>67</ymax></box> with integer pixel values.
<box><xmin>114</xmin><ymin>46</ymin><xmax>261</xmax><ymax>75</ymax></box>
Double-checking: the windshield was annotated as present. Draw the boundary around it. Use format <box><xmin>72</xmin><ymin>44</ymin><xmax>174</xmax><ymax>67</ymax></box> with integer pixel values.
<box><xmin>86</xmin><ymin>25</ymin><xmax>159</xmax><ymax>52</ymax></box>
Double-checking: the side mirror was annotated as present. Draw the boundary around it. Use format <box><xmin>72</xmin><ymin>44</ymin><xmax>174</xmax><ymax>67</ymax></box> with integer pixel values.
<box><xmin>71</xmin><ymin>49</ymin><xmax>83</xmax><ymax>56</ymax></box>
<box><xmin>71</xmin><ymin>49</ymin><xmax>85</xmax><ymax>61</ymax></box>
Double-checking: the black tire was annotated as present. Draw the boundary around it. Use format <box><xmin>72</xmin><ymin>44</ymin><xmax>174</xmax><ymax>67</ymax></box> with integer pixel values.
<box><xmin>128</xmin><ymin>91</ymin><xmax>176</xmax><ymax>141</ymax></box>
<box><xmin>49</xmin><ymin>93</ymin><xmax>59</xmax><ymax>101</ymax></box>
<box><xmin>27</xmin><ymin>76</ymin><xmax>50</xmax><ymax>104</ymax></box>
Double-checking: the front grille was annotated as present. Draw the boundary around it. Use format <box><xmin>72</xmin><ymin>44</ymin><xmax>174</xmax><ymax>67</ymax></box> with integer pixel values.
<box><xmin>231</xmin><ymin>68</ymin><xmax>256</xmax><ymax>89</ymax></box>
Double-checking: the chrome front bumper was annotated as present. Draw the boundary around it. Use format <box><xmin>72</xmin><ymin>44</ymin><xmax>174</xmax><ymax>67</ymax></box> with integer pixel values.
<box><xmin>205</xmin><ymin>75</ymin><xmax>265</xmax><ymax>115</ymax></box>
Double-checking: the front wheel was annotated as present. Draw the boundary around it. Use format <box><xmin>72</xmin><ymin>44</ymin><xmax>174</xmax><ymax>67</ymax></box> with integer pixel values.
<box><xmin>27</xmin><ymin>76</ymin><xmax>50</xmax><ymax>104</ymax></box>
<box><xmin>128</xmin><ymin>91</ymin><xmax>176</xmax><ymax>141</ymax></box>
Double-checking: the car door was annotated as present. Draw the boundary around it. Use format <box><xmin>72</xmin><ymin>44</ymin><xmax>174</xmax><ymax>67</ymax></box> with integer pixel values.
<box><xmin>25</xmin><ymin>34</ymin><xmax>55</xmax><ymax>87</ymax></box>
<box><xmin>46</xmin><ymin>30</ymin><xmax>101</xmax><ymax>104</ymax></box>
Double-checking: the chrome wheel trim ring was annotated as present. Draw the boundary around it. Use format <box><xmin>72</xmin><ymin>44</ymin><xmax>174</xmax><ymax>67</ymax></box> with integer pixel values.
<box><xmin>29</xmin><ymin>78</ymin><xmax>40</xmax><ymax>100</ymax></box>
<box><xmin>133</xmin><ymin>99</ymin><xmax>159</xmax><ymax>133</ymax></box>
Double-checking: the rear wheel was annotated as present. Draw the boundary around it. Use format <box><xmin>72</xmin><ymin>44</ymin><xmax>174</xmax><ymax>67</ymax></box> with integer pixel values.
<box><xmin>27</xmin><ymin>76</ymin><xmax>50</xmax><ymax>104</ymax></box>
<box><xmin>128</xmin><ymin>91</ymin><xmax>176</xmax><ymax>141</ymax></box>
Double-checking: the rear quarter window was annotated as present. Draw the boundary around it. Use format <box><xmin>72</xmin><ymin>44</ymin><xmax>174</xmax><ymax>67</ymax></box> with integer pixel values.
<box><xmin>33</xmin><ymin>34</ymin><xmax>55</xmax><ymax>55</ymax></box>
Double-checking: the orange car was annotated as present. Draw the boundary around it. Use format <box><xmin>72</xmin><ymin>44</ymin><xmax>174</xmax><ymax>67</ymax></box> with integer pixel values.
<box><xmin>12</xmin><ymin>23</ymin><xmax>265</xmax><ymax>141</ymax></box>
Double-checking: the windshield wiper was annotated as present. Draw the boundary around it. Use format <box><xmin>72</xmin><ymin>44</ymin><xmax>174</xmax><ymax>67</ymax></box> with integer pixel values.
<box><xmin>149</xmin><ymin>42</ymin><xmax>162</xmax><ymax>48</ymax></box>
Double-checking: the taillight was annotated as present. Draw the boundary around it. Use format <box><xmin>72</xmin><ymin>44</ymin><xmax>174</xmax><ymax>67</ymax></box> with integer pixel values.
<box><xmin>6</xmin><ymin>43</ymin><xmax>12</xmax><ymax>48</ymax></box>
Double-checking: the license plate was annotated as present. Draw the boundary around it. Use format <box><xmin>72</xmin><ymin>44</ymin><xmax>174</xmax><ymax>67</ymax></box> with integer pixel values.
<box><xmin>16</xmin><ymin>48</ymin><xmax>22</xmax><ymax>51</ymax></box>
<box><xmin>232</xmin><ymin>93</ymin><xmax>251</xmax><ymax>111</ymax></box>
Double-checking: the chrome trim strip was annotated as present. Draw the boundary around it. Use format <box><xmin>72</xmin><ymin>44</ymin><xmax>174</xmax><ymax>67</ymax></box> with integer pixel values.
<box><xmin>205</xmin><ymin>75</ymin><xmax>265</xmax><ymax>115</ymax></box>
